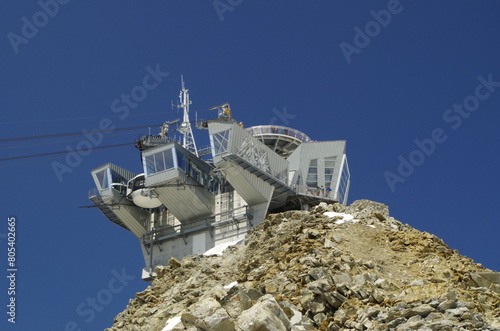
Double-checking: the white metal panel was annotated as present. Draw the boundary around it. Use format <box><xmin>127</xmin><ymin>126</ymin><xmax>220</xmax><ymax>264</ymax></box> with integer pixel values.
<box><xmin>192</xmin><ymin>233</ymin><xmax>206</xmax><ymax>254</ymax></box>
<box><xmin>155</xmin><ymin>186</ymin><xmax>213</xmax><ymax>223</ymax></box>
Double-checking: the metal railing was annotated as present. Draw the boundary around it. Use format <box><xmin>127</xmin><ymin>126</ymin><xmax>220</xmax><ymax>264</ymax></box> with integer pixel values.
<box><xmin>142</xmin><ymin>205</ymin><xmax>253</xmax><ymax>245</ymax></box>
<box><xmin>293</xmin><ymin>185</ymin><xmax>337</xmax><ymax>200</ymax></box>
<box><xmin>88</xmin><ymin>188</ymin><xmax>100</xmax><ymax>199</ymax></box>
<box><xmin>197</xmin><ymin>145</ymin><xmax>213</xmax><ymax>157</ymax></box>
<box><xmin>245</xmin><ymin>125</ymin><xmax>311</xmax><ymax>142</ymax></box>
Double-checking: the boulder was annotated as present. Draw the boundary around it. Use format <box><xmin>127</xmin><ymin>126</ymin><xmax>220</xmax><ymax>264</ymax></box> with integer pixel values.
<box><xmin>236</xmin><ymin>295</ymin><xmax>291</xmax><ymax>331</ymax></box>
<box><xmin>181</xmin><ymin>297</ymin><xmax>235</xmax><ymax>331</ymax></box>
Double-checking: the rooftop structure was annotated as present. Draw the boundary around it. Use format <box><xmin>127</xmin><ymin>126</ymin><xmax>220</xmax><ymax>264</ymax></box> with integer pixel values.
<box><xmin>88</xmin><ymin>80</ymin><xmax>350</xmax><ymax>280</ymax></box>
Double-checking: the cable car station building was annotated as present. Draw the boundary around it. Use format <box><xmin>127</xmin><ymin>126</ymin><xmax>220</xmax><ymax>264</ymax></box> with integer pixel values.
<box><xmin>89</xmin><ymin>83</ymin><xmax>350</xmax><ymax>280</ymax></box>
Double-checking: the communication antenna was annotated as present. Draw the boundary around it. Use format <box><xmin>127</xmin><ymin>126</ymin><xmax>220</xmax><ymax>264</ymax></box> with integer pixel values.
<box><xmin>176</xmin><ymin>76</ymin><xmax>199</xmax><ymax>157</ymax></box>
<box><xmin>160</xmin><ymin>119</ymin><xmax>179</xmax><ymax>137</ymax></box>
<box><xmin>209</xmin><ymin>103</ymin><xmax>232</xmax><ymax>119</ymax></box>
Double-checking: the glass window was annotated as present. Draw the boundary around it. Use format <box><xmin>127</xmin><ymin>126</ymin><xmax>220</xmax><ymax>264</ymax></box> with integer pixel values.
<box><xmin>143</xmin><ymin>148</ymin><xmax>176</xmax><ymax>175</ymax></box>
<box><xmin>306</xmin><ymin>159</ymin><xmax>318</xmax><ymax>187</ymax></box>
<box><xmin>144</xmin><ymin>155</ymin><xmax>155</xmax><ymax>175</ymax></box>
<box><xmin>133</xmin><ymin>176</ymin><xmax>145</xmax><ymax>190</ymax></box>
<box><xmin>324</xmin><ymin>156</ymin><xmax>336</xmax><ymax>188</ymax></box>
<box><xmin>211</xmin><ymin>130</ymin><xmax>230</xmax><ymax>155</ymax></box>
<box><xmin>110</xmin><ymin>170</ymin><xmax>123</xmax><ymax>185</ymax></box>
<box><xmin>95</xmin><ymin>169</ymin><xmax>110</xmax><ymax>189</ymax></box>
<box><xmin>176</xmin><ymin>150</ymin><xmax>186</xmax><ymax>171</ymax></box>
<box><xmin>296</xmin><ymin>174</ymin><xmax>302</xmax><ymax>186</ymax></box>
<box><xmin>155</xmin><ymin>153</ymin><xmax>166</xmax><ymax>172</ymax></box>
<box><xmin>325</xmin><ymin>159</ymin><xmax>335</xmax><ymax>169</ymax></box>
<box><xmin>337</xmin><ymin>158</ymin><xmax>350</xmax><ymax>204</ymax></box>
<box><xmin>163</xmin><ymin>149</ymin><xmax>175</xmax><ymax>170</ymax></box>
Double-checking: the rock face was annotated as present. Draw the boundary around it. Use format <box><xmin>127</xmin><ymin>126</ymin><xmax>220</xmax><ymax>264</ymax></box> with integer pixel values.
<box><xmin>107</xmin><ymin>200</ymin><xmax>500</xmax><ymax>330</ymax></box>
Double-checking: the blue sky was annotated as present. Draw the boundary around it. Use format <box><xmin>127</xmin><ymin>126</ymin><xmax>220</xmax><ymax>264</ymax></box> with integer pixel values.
<box><xmin>1</xmin><ymin>1</ymin><xmax>499</xmax><ymax>330</ymax></box>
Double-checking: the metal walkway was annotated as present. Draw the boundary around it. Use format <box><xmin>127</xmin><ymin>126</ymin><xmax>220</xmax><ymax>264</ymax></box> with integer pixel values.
<box><xmin>142</xmin><ymin>205</ymin><xmax>253</xmax><ymax>246</ymax></box>
<box><xmin>225</xmin><ymin>154</ymin><xmax>293</xmax><ymax>193</ymax></box>
<box><xmin>89</xmin><ymin>194</ymin><xmax>129</xmax><ymax>231</ymax></box>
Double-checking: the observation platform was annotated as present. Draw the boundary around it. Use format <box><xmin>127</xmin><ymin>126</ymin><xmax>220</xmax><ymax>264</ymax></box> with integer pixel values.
<box><xmin>246</xmin><ymin>125</ymin><xmax>311</xmax><ymax>158</ymax></box>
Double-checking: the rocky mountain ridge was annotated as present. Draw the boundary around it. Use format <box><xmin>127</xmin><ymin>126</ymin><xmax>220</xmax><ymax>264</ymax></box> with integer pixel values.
<box><xmin>107</xmin><ymin>200</ymin><xmax>500</xmax><ymax>330</ymax></box>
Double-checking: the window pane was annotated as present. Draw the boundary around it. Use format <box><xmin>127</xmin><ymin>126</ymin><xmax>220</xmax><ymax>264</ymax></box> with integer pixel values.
<box><xmin>163</xmin><ymin>149</ymin><xmax>174</xmax><ymax>169</ymax></box>
<box><xmin>155</xmin><ymin>152</ymin><xmax>165</xmax><ymax>172</ymax></box>
<box><xmin>306</xmin><ymin>173</ymin><xmax>318</xmax><ymax>188</ymax></box>
<box><xmin>110</xmin><ymin>170</ymin><xmax>122</xmax><ymax>184</ymax></box>
<box><xmin>296</xmin><ymin>174</ymin><xmax>302</xmax><ymax>185</ymax></box>
<box><xmin>306</xmin><ymin>159</ymin><xmax>318</xmax><ymax>187</ymax></box>
<box><xmin>176</xmin><ymin>150</ymin><xmax>185</xmax><ymax>171</ymax></box>
<box><xmin>144</xmin><ymin>155</ymin><xmax>155</xmax><ymax>175</ymax></box>
<box><xmin>212</xmin><ymin>130</ymin><xmax>230</xmax><ymax>155</ymax></box>
<box><xmin>96</xmin><ymin>169</ymin><xmax>110</xmax><ymax>189</ymax></box>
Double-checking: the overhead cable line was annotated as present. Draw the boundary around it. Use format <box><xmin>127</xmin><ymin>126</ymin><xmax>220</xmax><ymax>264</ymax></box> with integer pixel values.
<box><xmin>0</xmin><ymin>124</ymin><xmax>163</xmax><ymax>143</ymax></box>
<box><xmin>0</xmin><ymin>112</ymin><xmax>171</xmax><ymax>125</ymax></box>
<box><xmin>0</xmin><ymin>116</ymin><xmax>217</xmax><ymax>163</ymax></box>
<box><xmin>0</xmin><ymin>130</ymin><xmax>146</xmax><ymax>151</ymax></box>
<box><xmin>0</xmin><ymin>142</ymin><xmax>132</xmax><ymax>162</ymax></box>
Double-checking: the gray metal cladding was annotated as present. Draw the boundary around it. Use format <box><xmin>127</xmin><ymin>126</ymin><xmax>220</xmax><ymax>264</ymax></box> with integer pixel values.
<box><xmin>209</xmin><ymin>121</ymin><xmax>289</xmax><ymax>178</ymax></box>
<box><xmin>288</xmin><ymin>140</ymin><xmax>347</xmax><ymax>192</ymax></box>
<box><xmin>221</xmin><ymin>161</ymin><xmax>275</xmax><ymax>205</ymax></box>
<box><xmin>100</xmin><ymin>188</ymin><xmax>149</xmax><ymax>237</ymax></box>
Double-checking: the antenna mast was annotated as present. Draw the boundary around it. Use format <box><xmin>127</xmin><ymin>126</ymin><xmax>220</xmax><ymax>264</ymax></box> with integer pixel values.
<box><xmin>177</xmin><ymin>76</ymin><xmax>199</xmax><ymax>157</ymax></box>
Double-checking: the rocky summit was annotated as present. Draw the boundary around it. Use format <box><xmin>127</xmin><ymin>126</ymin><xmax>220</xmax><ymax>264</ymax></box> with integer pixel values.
<box><xmin>107</xmin><ymin>200</ymin><xmax>500</xmax><ymax>330</ymax></box>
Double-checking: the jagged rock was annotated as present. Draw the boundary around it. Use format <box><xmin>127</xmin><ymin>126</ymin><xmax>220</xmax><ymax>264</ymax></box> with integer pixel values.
<box><xmin>437</xmin><ymin>299</ymin><xmax>457</xmax><ymax>311</ymax></box>
<box><xmin>236</xmin><ymin>295</ymin><xmax>291</xmax><ymax>331</ymax></box>
<box><xmin>168</xmin><ymin>257</ymin><xmax>182</xmax><ymax>269</ymax></box>
<box><xmin>375</xmin><ymin>278</ymin><xmax>399</xmax><ymax>291</ymax></box>
<box><xmin>308</xmin><ymin>296</ymin><xmax>326</xmax><ymax>314</ymax></box>
<box><xmin>403</xmin><ymin>304</ymin><xmax>435</xmax><ymax>318</ymax></box>
<box><xmin>278</xmin><ymin>301</ymin><xmax>303</xmax><ymax>326</ymax></box>
<box><xmin>371</xmin><ymin>288</ymin><xmax>386</xmax><ymax>303</ymax></box>
<box><xmin>324</xmin><ymin>291</ymin><xmax>347</xmax><ymax>308</ymax></box>
<box><xmin>469</xmin><ymin>271</ymin><xmax>500</xmax><ymax>294</ymax></box>
<box><xmin>331</xmin><ymin>271</ymin><xmax>352</xmax><ymax>286</ymax></box>
<box><xmin>181</xmin><ymin>297</ymin><xmax>234</xmax><ymax>331</ymax></box>
<box><xmin>105</xmin><ymin>200</ymin><xmax>500</xmax><ymax>331</ymax></box>
<box><xmin>307</xmin><ymin>278</ymin><xmax>333</xmax><ymax>294</ymax></box>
